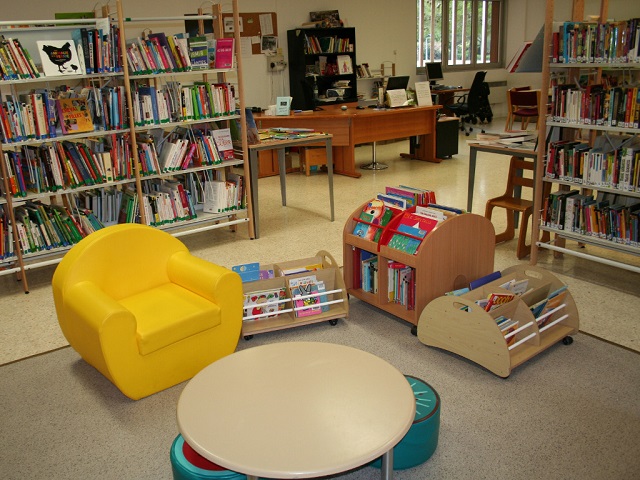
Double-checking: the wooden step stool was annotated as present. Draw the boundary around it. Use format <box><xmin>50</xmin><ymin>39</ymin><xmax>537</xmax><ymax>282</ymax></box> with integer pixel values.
<box><xmin>299</xmin><ymin>146</ymin><xmax>327</xmax><ymax>176</ymax></box>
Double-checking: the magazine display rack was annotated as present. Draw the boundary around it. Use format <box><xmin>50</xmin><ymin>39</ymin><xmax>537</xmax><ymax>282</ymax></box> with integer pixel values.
<box><xmin>417</xmin><ymin>265</ymin><xmax>579</xmax><ymax>377</ymax></box>
<box><xmin>241</xmin><ymin>250</ymin><xmax>348</xmax><ymax>339</ymax></box>
<box><xmin>342</xmin><ymin>201</ymin><xmax>495</xmax><ymax>328</ymax></box>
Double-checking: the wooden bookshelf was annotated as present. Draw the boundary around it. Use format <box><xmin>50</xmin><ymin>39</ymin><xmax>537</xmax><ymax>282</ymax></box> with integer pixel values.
<box><xmin>0</xmin><ymin>0</ymin><xmax>252</xmax><ymax>292</ymax></box>
<box><xmin>530</xmin><ymin>0</ymin><xmax>640</xmax><ymax>274</ymax></box>
<box><xmin>241</xmin><ymin>250</ymin><xmax>348</xmax><ymax>339</ymax></box>
<box><xmin>342</xmin><ymin>201</ymin><xmax>495</xmax><ymax>328</ymax></box>
<box><xmin>418</xmin><ymin>265</ymin><xmax>579</xmax><ymax>377</ymax></box>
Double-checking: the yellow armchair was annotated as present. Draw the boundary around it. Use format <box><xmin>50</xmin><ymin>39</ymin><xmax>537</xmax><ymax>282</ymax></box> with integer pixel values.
<box><xmin>52</xmin><ymin>224</ymin><xmax>243</xmax><ymax>400</ymax></box>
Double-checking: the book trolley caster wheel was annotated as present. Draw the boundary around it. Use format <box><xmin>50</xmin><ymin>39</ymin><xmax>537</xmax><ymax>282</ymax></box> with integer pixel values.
<box><xmin>562</xmin><ymin>336</ymin><xmax>574</xmax><ymax>345</ymax></box>
<box><xmin>329</xmin><ymin>319</ymin><xmax>339</xmax><ymax>326</ymax></box>
<box><xmin>243</xmin><ymin>335</ymin><xmax>254</xmax><ymax>341</ymax></box>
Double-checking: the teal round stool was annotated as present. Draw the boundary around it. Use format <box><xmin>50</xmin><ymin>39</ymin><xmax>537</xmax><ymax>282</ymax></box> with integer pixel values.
<box><xmin>372</xmin><ymin>375</ymin><xmax>440</xmax><ymax>470</ymax></box>
<box><xmin>170</xmin><ymin>434</ymin><xmax>247</xmax><ymax>480</ymax></box>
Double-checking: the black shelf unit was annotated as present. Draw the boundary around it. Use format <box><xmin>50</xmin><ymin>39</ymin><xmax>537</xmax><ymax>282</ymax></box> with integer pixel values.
<box><xmin>287</xmin><ymin>27</ymin><xmax>358</xmax><ymax>110</ymax></box>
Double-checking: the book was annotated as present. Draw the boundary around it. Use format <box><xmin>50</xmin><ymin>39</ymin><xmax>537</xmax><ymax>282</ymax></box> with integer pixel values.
<box><xmin>37</xmin><ymin>40</ymin><xmax>84</xmax><ymax>76</ymax></box>
<box><xmin>243</xmin><ymin>287</ymin><xmax>287</xmax><ymax>320</ymax></box>
<box><xmin>211</xmin><ymin>128</ymin><xmax>234</xmax><ymax>161</ymax></box>
<box><xmin>484</xmin><ymin>292</ymin><xmax>516</xmax><ymax>312</ymax></box>
<box><xmin>187</xmin><ymin>35</ymin><xmax>209</xmax><ymax>70</ymax></box>
<box><xmin>289</xmin><ymin>275</ymin><xmax>323</xmax><ymax>318</ymax></box>
<box><xmin>336</xmin><ymin>54</ymin><xmax>353</xmax><ymax>74</ymax></box>
<box><xmin>352</xmin><ymin>199</ymin><xmax>393</xmax><ymax>242</ymax></box>
<box><xmin>56</xmin><ymin>98</ymin><xmax>95</xmax><ymax>134</ymax></box>
<box><xmin>214</xmin><ymin>37</ymin><xmax>234</xmax><ymax>69</ymax></box>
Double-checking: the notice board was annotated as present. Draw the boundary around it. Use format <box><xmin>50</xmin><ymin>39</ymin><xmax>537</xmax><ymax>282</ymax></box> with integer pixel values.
<box><xmin>221</xmin><ymin>12</ymin><xmax>278</xmax><ymax>54</ymax></box>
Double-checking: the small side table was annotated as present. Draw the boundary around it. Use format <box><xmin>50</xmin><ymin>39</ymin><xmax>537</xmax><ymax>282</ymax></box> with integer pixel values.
<box><xmin>248</xmin><ymin>134</ymin><xmax>334</xmax><ymax>238</ymax></box>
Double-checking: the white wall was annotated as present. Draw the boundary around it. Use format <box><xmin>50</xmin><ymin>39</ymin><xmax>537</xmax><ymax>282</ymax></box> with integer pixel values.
<box><xmin>3</xmin><ymin>0</ymin><xmax>639</xmax><ymax>115</ymax></box>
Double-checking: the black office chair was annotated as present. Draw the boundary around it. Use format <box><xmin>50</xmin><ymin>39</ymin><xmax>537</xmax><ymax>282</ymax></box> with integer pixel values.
<box><xmin>448</xmin><ymin>71</ymin><xmax>493</xmax><ymax>136</ymax></box>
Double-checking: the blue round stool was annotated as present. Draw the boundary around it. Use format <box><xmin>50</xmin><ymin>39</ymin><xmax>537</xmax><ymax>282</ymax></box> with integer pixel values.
<box><xmin>170</xmin><ymin>434</ymin><xmax>247</xmax><ymax>480</ymax></box>
<box><xmin>372</xmin><ymin>375</ymin><xmax>441</xmax><ymax>470</ymax></box>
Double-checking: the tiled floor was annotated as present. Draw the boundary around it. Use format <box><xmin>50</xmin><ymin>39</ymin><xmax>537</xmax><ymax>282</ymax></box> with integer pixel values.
<box><xmin>1</xmin><ymin>124</ymin><xmax>639</xmax><ymax>364</ymax></box>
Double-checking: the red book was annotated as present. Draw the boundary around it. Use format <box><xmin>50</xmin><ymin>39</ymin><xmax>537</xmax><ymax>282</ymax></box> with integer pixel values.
<box><xmin>214</xmin><ymin>38</ymin><xmax>234</xmax><ymax>69</ymax></box>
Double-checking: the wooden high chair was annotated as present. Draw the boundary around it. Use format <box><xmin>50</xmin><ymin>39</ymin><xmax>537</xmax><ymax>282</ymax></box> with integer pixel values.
<box><xmin>485</xmin><ymin>156</ymin><xmax>550</xmax><ymax>259</ymax></box>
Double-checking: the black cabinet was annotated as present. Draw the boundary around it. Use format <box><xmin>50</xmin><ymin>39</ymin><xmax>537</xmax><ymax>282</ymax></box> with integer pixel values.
<box><xmin>287</xmin><ymin>27</ymin><xmax>358</xmax><ymax>110</ymax></box>
<box><xmin>436</xmin><ymin>117</ymin><xmax>459</xmax><ymax>159</ymax></box>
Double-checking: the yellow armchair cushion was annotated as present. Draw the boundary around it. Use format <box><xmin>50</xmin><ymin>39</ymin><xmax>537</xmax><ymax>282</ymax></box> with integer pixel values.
<box><xmin>119</xmin><ymin>283</ymin><xmax>222</xmax><ymax>356</ymax></box>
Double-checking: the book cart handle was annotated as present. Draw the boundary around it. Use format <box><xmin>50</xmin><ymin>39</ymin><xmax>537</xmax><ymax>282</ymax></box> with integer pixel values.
<box><xmin>316</xmin><ymin>249</ymin><xmax>339</xmax><ymax>269</ymax></box>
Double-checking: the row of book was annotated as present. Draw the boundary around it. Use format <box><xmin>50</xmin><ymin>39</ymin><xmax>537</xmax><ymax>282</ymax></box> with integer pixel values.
<box><xmin>0</xmin><ymin>86</ymin><xmax>128</xmax><ymax>144</ymax></box>
<box><xmin>131</xmin><ymin>81</ymin><xmax>235</xmax><ymax>127</ymax></box>
<box><xmin>0</xmin><ymin>35</ymin><xmax>40</xmax><ymax>80</ymax></box>
<box><xmin>541</xmin><ymin>190</ymin><xmax>640</xmax><ymax>245</ymax></box>
<box><xmin>126</xmin><ymin>34</ymin><xmax>233</xmax><ymax>75</ymax></box>
<box><xmin>3</xmin><ymin>136</ymin><xmax>133</xmax><ymax>196</ymax></box>
<box><xmin>71</xmin><ymin>24</ymin><xmax>124</xmax><ymax>75</ymax></box>
<box><xmin>3</xmin><ymin>135</ymin><xmax>133</xmax><ymax>197</ymax></box>
<box><xmin>202</xmin><ymin>175</ymin><xmax>245</xmax><ymax>214</ymax></box>
<box><xmin>545</xmin><ymin>136</ymin><xmax>640</xmax><ymax>192</ymax></box>
<box><xmin>2</xmin><ymin>201</ymin><xmax>105</xmax><ymax>257</ymax></box>
<box><xmin>388</xmin><ymin>261</ymin><xmax>414</xmax><ymax>310</ymax></box>
<box><xmin>351</xmin><ymin>185</ymin><xmax>437</xmax><ymax>242</ymax></box>
<box><xmin>549</xmin><ymin>83</ymin><xmax>640</xmax><ymax>129</ymax></box>
<box><xmin>303</xmin><ymin>34</ymin><xmax>352</xmax><ymax>54</ymax></box>
<box><xmin>552</xmin><ymin>18</ymin><xmax>640</xmax><ymax>64</ymax></box>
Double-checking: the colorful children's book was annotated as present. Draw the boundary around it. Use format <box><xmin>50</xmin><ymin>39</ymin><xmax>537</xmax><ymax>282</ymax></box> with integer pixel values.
<box><xmin>37</xmin><ymin>40</ymin><xmax>84</xmax><ymax>76</ymax></box>
<box><xmin>56</xmin><ymin>97</ymin><xmax>94</xmax><ymax>134</ymax></box>
<box><xmin>243</xmin><ymin>287</ymin><xmax>287</xmax><ymax>320</ymax></box>
<box><xmin>289</xmin><ymin>275</ymin><xmax>323</xmax><ymax>318</ymax></box>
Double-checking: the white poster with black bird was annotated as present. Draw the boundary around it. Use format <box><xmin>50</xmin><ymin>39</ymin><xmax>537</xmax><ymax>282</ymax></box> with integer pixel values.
<box><xmin>37</xmin><ymin>40</ymin><xmax>84</xmax><ymax>76</ymax></box>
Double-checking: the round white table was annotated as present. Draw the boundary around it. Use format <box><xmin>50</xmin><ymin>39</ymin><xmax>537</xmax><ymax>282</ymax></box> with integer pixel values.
<box><xmin>177</xmin><ymin>341</ymin><xmax>416</xmax><ymax>479</ymax></box>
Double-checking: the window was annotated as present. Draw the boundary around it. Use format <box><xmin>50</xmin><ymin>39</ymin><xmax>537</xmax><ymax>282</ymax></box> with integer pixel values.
<box><xmin>417</xmin><ymin>0</ymin><xmax>504</xmax><ymax>70</ymax></box>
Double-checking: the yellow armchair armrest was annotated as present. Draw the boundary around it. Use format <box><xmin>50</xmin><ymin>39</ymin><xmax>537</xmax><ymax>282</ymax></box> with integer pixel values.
<box><xmin>167</xmin><ymin>251</ymin><xmax>242</xmax><ymax>306</ymax></box>
<box><xmin>63</xmin><ymin>281</ymin><xmax>137</xmax><ymax>382</ymax></box>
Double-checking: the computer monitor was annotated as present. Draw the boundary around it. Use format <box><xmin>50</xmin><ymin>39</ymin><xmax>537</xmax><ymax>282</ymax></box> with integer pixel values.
<box><xmin>425</xmin><ymin>62</ymin><xmax>444</xmax><ymax>85</ymax></box>
<box><xmin>384</xmin><ymin>75</ymin><xmax>410</xmax><ymax>92</ymax></box>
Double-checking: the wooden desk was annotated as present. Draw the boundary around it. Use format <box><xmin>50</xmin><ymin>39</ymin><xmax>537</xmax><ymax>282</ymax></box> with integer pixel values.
<box><xmin>256</xmin><ymin>104</ymin><xmax>440</xmax><ymax>178</ymax></box>
<box><xmin>467</xmin><ymin>142</ymin><xmax>538</xmax><ymax>213</ymax></box>
<box><xmin>177</xmin><ymin>342</ymin><xmax>415</xmax><ymax>480</ymax></box>
<box><xmin>248</xmin><ymin>134</ymin><xmax>334</xmax><ymax>238</ymax></box>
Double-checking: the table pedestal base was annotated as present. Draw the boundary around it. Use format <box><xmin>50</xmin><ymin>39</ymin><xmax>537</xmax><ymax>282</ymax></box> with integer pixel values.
<box><xmin>360</xmin><ymin>142</ymin><xmax>388</xmax><ymax>170</ymax></box>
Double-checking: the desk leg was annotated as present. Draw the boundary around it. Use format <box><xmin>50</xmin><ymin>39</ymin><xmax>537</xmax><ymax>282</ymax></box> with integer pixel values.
<box><xmin>277</xmin><ymin>148</ymin><xmax>287</xmax><ymax>206</ymax></box>
<box><xmin>381</xmin><ymin>449</ymin><xmax>394</xmax><ymax>480</ymax></box>
<box><xmin>249</xmin><ymin>150</ymin><xmax>260</xmax><ymax>238</ymax></box>
<box><xmin>326</xmin><ymin>138</ymin><xmax>335</xmax><ymax>222</ymax></box>
<box><xmin>467</xmin><ymin>148</ymin><xmax>477</xmax><ymax>212</ymax></box>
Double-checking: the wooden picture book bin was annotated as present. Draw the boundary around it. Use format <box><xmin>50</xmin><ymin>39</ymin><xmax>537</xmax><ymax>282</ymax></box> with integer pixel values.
<box><xmin>417</xmin><ymin>264</ymin><xmax>579</xmax><ymax>377</ymax></box>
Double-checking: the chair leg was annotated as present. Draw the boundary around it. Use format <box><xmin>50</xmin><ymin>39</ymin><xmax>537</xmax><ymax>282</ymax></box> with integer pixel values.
<box><xmin>516</xmin><ymin>209</ymin><xmax>532</xmax><ymax>259</ymax></box>
<box><xmin>485</xmin><ymin>203</ymin><xmax>516</xmax><ymax>244</ymax></box>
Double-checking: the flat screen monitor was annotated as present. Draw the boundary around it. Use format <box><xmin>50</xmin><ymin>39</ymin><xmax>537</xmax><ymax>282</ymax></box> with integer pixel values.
<box><xmin>425</xmin><ymin>62</ymin><xmax>444</xmax><ymax>83</ymax></box>
<box><xmin>385</xmin><ymin>75</ymin><xmax>410</xmax><ymax>92</ymax></box>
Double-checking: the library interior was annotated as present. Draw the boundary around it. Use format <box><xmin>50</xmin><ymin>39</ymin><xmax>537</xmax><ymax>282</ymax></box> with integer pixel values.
<box><xmin>1</xmin><ymin>1</ymin><xmax>639</xmax><ymax>479</ymax></box>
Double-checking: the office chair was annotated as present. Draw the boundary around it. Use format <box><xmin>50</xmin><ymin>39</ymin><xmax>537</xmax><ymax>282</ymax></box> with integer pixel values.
<box><xmin>448</xmin><ymin>71</ymin><xmax>492</xmax><ymax>136</ymax></box>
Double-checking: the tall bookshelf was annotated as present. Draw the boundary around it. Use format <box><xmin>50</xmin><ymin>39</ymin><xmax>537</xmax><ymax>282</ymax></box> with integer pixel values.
<box><xmin>287</xmin><ymin>27</ymin><xmax>358</xmax><ymax>110</ymax></box>
<box><xmin>531</xmin><ymin>0</ymin><xmax>640</xmax><ymax>274</ymax></box>
<box><xmin>0</xmin><ymin>0</ymin><xmax>250</xmax><ymax>293</ymax></box>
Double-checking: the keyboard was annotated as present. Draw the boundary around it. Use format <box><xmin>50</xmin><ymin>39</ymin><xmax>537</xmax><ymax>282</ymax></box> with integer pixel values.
<box><xmin>432</xmin><ymin>85</ymin><xmax>458</xmax><ymax>91</ymax></box>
